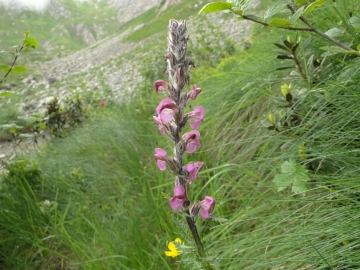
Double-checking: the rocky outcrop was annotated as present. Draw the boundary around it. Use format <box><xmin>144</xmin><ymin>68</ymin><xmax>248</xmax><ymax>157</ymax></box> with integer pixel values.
<box><xmin>109</xmin><ymin>0</ymin><xmax>160</xmax><ymax>23</ymax></box>
<box><xmin>76</xmin><ymin>24</ymin><xmax>96</xmax><ymax>45</ymax></box>
<box><xmin>47</xmin><ymin>1</ymin><xmax>71</xmax><ymax>20</ymax></box>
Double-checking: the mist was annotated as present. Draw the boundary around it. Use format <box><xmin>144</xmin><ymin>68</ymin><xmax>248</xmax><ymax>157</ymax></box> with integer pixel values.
<box><xmin>0</xmin><ymin>0</ymin><xmax>92</xmax><ymax>12</ymax></box>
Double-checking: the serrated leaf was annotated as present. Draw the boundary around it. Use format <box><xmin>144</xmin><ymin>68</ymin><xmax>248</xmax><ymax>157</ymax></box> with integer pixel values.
<box><xmin>264</xmin><ymin>1</ymin><xmax>288</xmax><ymax>20</ymax></box>
<box><xmin>25</xmin><ymin>37</ymin><xmax>38</xmax><ymax>48</ymax></box>
<box><xmin>269</xmin><ymin>18</ymin><xmax>291</xmax><ymax>27</ymax></box>
<box><xmin>0</xmin><ymin>91</ymin><xmax>13</xmax><ymax>97</ymax></box>
<box><xmin>272</xmin><ymin>158</ymin><xmax>310</xmax><ymax>194</ymax></box>
<box><xmin>303</xmin><ymin>0</ymin><xmax>325</xmax><ymax>15</ymax></box>
<box><xmin>260</xmin><ymin>119</ymin><xmax>273</xmax><ymax>128</ymax></box>
<box><xmin>324</xmin><ymin>27</ymin><xmax>345</xmax><ymax>39</ymax></box>
<box><xmin>235</xmin><ymin>0</ymin><xmax>253</xmax><ymax>10</ymax></box>
<box><xmin>0</xmin><ymin>65</ymin><xmax>9</xmax><ymax>71</ymax></box>
<box><xmin>289</xmin><ymin>6</ymin><xmax>305</xmax><ymax>23</ymax></box>
<box><xmin>292</xmin><ymin>173</ymin><xmax>309</xmax><ymax>194</ymax></box>
<box><xmin>198</xmin><ymin>2</ymin><xmax>234</xmax><ymax>14</ymax></box>
<box><xmin>12</xmin><ymin>66</ymin><xmax>26</xmax><ymax>72</ymax></box>
<box><xmin>349</xmin><ymin>15</ymin><xmax>360</xmax><ymax>30</ymax></box>
<box><xmin>320</xmin><ymin>46</ymin><xmax>359</xmax><ymax>55</ymax></box>
<box><xmin>273</xmin><ymin>172</ymin><xmax>294</xmax><ymax>191</ymax></box>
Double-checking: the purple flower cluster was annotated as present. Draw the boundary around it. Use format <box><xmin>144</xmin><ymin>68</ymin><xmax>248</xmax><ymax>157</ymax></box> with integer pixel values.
<box><xmin>153</xmin><ymin>20</ymin><xmax>215</xmax><ymax>220</ymax></box>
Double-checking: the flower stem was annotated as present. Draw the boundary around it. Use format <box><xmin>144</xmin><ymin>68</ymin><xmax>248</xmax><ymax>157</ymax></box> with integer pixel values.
<box><xmin>185</xmin><ymin>213</ymin><xmax>214</xmax><ymax>270</ymax></box>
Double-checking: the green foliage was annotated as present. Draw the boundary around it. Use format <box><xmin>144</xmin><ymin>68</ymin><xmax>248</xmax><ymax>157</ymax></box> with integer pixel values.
<box><xmin>2</xmin><ymin>0</ymin><xmax>360</xmax><ymax>269</ymax></box>
<box><xmin>200</xmin><ymin>0</ymin><xmax>360</xmax><ymax>56</ymax></box>
<box><xmin>0</xmin><ymin>31</ymin><xmax>37</xmax><ymax>84</ymax></box>
<box><xmin>198</xmin><ymin>2</ymin><xmax>234</xmax><ymax>13</ymax></box>
<box><xmin>41</xmin><ymin>95</ymin><xmax>88</xmax><ymax>138</ymax></box>
<box><xmin>272</xmin><ymin>158</ymin><xmax>310</xmax><ymax>194</ymax></box>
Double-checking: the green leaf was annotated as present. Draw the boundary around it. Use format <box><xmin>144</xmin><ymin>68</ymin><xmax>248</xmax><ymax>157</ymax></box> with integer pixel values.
<box><xmin>0</xmin><ymin>91</ymin><xmax>13</xmax><ymax>97</ymax></box>
<box><xmin>232</xmin><ymin>8</ymin><xmax>244</xmax><ymax>16</ymax></box>
<box><xmin>324</xmin><ymin>27</ymin><xmax>345</xmax><ymax>39</ymax></box>
<box><xmin>274</xmin><ymin>43</ymin><xmax>291</xmax><ymax>51</ymax></box>
<box><xmin>198</xmin><ymin>2</ymin><xmax>234</xmax><ymax>14</ymax></box>
<box><xmin>37</xmin><ymin>123</ymin><xmax>47</xmax><ymax>130</ymax></box>
<box><xmin>235</xmin><ymin>0</ymin><xmax>253</xmax><ymax>10</ymax></box>
<box><xmin>349</xmin><ymin>14</ymin><xmax>360</xmax><ymax>31</ymax></box>
<box><xmin>264</xmin><ymin>1</ymin><xmax>288</xmax><ymax>20</ymax></box>
<box><xmin>0</xmin><ymin>65</ymin><xmax>8</xmax><ymax>71</ymax></box>
<box><xmin>272</xmin><ymin>158</ymin><xmax>310</xmax><ymax>194</ymax></box>
<box><xmin>12</xmin><ymin>66</ymin><xmax>26</xmax><ymax>72</ymax></box>
<box><xmin>0</xmin><ymin>123</ymin><xmax>24</xmax><ymax>130</ymax></box>
<box><xmin>295</xmin><ymin>0</ymin><xmax>307</xmax><ymax>4</ymax></box>
<box><xmin>269</xmin><ymin>18</ymin><xmax>291</xmax><ymax>27</ymax></box>
<box><xmin>357</xmin><ymin>44</ymin><xmax>360</xmax><ymax>51</ymax></box>
<box><xmin>24</xmin><ymin>30</ymin><xmax>30</xmax><ymax>37</ymax></box>
<box><xmin>303</xmin><ymin>0</ymin><xmax>325</xmax><ymax>15</ymax></box>
<box><xmin>320</xmin><ymin>46</ymin><xmax>359</xmax><ymax>56</ymax></box>
<box><xmin>244</xmin><ymin>14</ymin><xmax>262</xmax><ymax>21</ymax></box>
<box><xmin>25</xmin><ymin>37</ymin><xmax>38</xmax><ymax>48</ymax></box>
<box><xmin>289</xmin><ymin>6</ymin><xmax>305</xmax><ymax>23</ymax></box>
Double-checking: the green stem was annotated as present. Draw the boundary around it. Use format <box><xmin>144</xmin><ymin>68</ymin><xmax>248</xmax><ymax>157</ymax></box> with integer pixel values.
<box><xmin>184</xmin><ymin>213</ymin><xmax>213</xmax><ymax>270</ymax></box>
<box><xmin>0</xmin><ymin>35</ymin><xmax>28</xmax><ymax>84</ymax></box>
<box><xmin>237</xmin><ymin>5</ymin><xmax>358</xmax><ymax>55</ymax></box>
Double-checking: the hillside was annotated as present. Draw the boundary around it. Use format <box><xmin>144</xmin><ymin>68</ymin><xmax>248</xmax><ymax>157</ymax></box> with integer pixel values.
<box><xmin>1</xmin><ymin>0</ymin><xmax>360</xmax><ymax>269</ymax></box>
<box><xmin>1</xmin><ymin>0</ymin><xmax>257</xmax><ymax>116</ymax></box>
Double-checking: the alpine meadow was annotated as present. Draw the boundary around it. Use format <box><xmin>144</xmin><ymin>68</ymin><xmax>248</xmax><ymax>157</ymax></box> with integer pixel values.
<box><xmin>1</xmin><ymin>0</ymin><xmax>360</xmax><ymax>269</ymax></box>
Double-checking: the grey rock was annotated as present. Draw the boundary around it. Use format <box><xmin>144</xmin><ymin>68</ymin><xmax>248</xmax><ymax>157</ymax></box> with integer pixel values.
<box><xmin>1</xmin><ymin>84</ymin><xmax>12</xmax><ymax>90</ymax></box>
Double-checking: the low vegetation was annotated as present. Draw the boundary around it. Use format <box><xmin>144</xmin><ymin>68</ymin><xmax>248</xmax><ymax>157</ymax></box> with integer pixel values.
<box><xmin>1</xmin><ymin>0</ymin><xmax>360</xmax><ymax>269</ymax></box>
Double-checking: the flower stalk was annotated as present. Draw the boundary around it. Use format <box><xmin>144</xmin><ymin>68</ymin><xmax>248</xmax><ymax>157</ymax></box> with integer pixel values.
<box><xmin>153</xmin><ymin>20</ymin><xmax>215</xmax><ymax>268</ymax></box>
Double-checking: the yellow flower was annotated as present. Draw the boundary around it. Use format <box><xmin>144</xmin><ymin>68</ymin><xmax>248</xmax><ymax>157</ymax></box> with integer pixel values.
<box><xmin>281</xmin><ymin>83</ymin><xmax>291</xmax><ymax>97</ymax></box>
<box><xmin>164</xmin><ymin>238</ymin><xmax>184</xmax><ymax>258</ymax></box>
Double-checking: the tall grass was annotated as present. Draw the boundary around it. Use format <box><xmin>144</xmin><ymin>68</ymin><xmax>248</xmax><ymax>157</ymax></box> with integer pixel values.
<box><xmin>1</xmin><ymin>2</ymin><xmax>360</xmax><ymax>269</ymax></box>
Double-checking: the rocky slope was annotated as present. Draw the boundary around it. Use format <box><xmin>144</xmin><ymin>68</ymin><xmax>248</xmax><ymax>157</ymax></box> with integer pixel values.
<box><xmin>2</xmin><ymin>0</ymin><xmax>259</xmax><ymax>115</ymax></box>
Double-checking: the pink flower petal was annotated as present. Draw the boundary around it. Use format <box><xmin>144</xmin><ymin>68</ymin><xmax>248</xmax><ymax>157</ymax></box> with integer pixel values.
<box><xmin>185</xmin><ymin>162</ymin><xmax>204</xmax><ymax>181</ymax></box>
<box><xmin>157</xmin><ymin>160</ymin><xmax>166</xmax><ymax>171</ymax></box>
<box><xmin>169</xmin><ymin>197</ymin><xmax>183</xmax><ymax>211</ymax></box>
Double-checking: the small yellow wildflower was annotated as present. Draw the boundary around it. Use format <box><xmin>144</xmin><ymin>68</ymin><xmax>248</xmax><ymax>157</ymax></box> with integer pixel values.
<box><xmin>281</xmin><ymin>84</ymin><xmax>291</xmax><ymax>97</ymax></box>
<box><xmin>164</xmin><ymin>238</ymin><xmax>184</xmax><ymax>258</ymax></box>
<box><xmin>268</xmin><ymin>113</ymin><xmax>275</xmax><ymax>125</ymax></box>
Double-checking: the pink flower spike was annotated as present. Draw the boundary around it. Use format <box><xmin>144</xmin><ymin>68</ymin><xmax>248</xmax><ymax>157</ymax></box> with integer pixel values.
<box><xmin>153</xmin><ymin>116</ymin><xmax>166</xmax><ymax>135</ymax></box>
<box><xmin>189</xmin><ymin>85</ymin><xmax>201</xmax><ymax>100</ymax></box>
<box><xmin>155</xmin><ymin>80</ymin><xmax>169</xmax><ymax>93</ymax></box>
<box><xmin>187</xmin><ymin>106</ymin><xmax>205</xmax><ymax>129</ymax></box>
<box><xmin>154</xmin><ymin>148</ymin><xmax>168</xmax><ymax>171</ymax></box>
<box><xmin>185</xmin><ymin>162</ymin><xmax>204</xmax><ymax>181</ymax></box>
<box><xmin>99</xmin><ymin>100</ymin><xmax>106</xmax><ymax>106</ymax></box>
<box><xmin>200</xmin><ymin>196</ymin><xmax>216</xmax><ymax>219</ymax></box>
<box><xmin>156</xmin><ymin>98</ymin><xmax>179</xmax><ymax>123</ymax></box>
<box><xmin>182</xmin><ymin>130</ymin><xmax>201</xmax><ymax>153</ymax></box>
<box><xmin>169</xmin><ymin>185</ymin><xmax>188</xmax><ymax>211</ymax></box>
